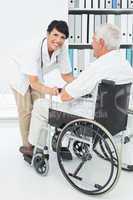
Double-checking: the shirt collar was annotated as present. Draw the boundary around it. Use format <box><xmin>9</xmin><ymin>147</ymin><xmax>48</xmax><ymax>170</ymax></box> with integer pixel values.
<box><xmin>93</xmin><ymin>49</ymin><xmax>120</xmax><ymax>66</ymax></box>
<box><xmin>99</xmin><ymin>49</ymin><xmax>119</xmax><ymax>60</ymax></box>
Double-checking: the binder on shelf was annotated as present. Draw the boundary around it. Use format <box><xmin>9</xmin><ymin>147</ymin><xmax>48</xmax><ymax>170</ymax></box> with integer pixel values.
<box><xmin>99</xmin><ymin>0</ymin><xmax>105</xmax><ymax>9</ymax></box>
<box><xmin>75</xmin><ymin>15</ymin><xmax>82</xmax><ymax>43</ymax></box>
<box><xmin>68</xmin><ymin>15</ymin><xmax>75</xmax><ymax>43</ymax></box>
<box><xmin>74</xmin><ymin>0</ymin><xmax>80</xmax><ymax>8</ymax></box>
<box><xmin>92</xmin><ymin>0</ymin><xmax>98</xmax><ymax>8</ymax></box>
<box><xmin>84</xmin><ymin>49</ymin><xmax>91</xmax><ymax>70</ymax></box>
<box><xmin>73</xmin><ymin>49</ymin><xmax>79</xmax><ymax>77</ymax></box>
<box><xmin>115</xmin><ymin>15</ymin><xmax>121</xmax><ymax>28</ymax></box>
<box><xmin>68</xmin><ymin>49</ymin><xmax>74</xmax><ymax>70</ymax></box>
<box><xmin>112</xmin><ymin>0</ymin><xmax>117</xmax><ymax>8</ymax></box>
<box><xmin>131</xmin><ymin>48</ymin><xmax>133</xmax><ymax>67</ymax></box>
<box><xmin>77</xmin><ymin>49</ymin><xmax>85</xmax><ymax>73</ymax></box>
<box><xmin>127</xmin><ymin>15</ymin><xmax>133</xmax><ymax>44</ymax></box>
<box><xmin>88</xmin><ymin>14</ymin><xmax>94</xmax><ymax>44</ymax></box>
<box><xmin>105</xmin><ymin>0</ymin><xmax>112</xmax><ymax>8</ymax></box>
<box><xmin>107</xmin><ymin>14</ymin><xmax>115</xmax><ymax>24</ymax></box>
<box><xmin>101</xmin><ymin>15</ymin><xmax>107</xmax><ymax>25</ymax></box>
<box><xmin>68</xmin><ymin>0</ymin><xmax>75</xmax><ymax>9</ymax></box>
<box><xmin>94</xmin><ymin>15</ymin><xmax>102</xmax><ymax>32</ymax></box>
<box><xmin>121</xmin><ymin>14</ymin><xmax>128</xmax><ymax>44</ymax></box>
<box><xmin>116</xmin><ymin>0</ymin><xmax>122</xmax><ymax>8</ymax></box>
<box><xmin>90</xmin><ymin>49</ymin><xmax>96</xmax><ymax>62</ymax></box>
<box><xmin>126</xmin><ymin>48</ymin><xmax>132</xmax><ymax>66</ymax></box>
<box><xmin>77</xmin><ymin>49</ymin><xmax>92</xmax><ymax>72</ymax></box>
<box><xmin>128</xmin><ymin>0</ymin><xmax>133</xmax><ymax>8</ymax></box>
<box><xmin>73</xmin><ymin>65</ymin><xmax>79</xmax><ymax>77</ymax></box>
<box><xmin>85</xmin><ymin>0</ymin><xmax>92</xmax><ymax>8</ymax></box>
<box><xmin>122</xmin><ymin>0</ymin><xmax>127</xmax><ymax>8</ymax></box>
<box><xmin>79</xmin><ymin>0</ymin><xmax>85</xmax><ymax>8</ymax></box>
<box><xmin>82</xmin><ymin>14</ymin><xmax>88</xmax><ymax>44</ymax></box>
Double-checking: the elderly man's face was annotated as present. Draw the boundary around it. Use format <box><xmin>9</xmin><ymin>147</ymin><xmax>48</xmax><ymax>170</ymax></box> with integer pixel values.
<box><xmin>92</xmin><ymin>34</ymin><xmax>102</xmax><ymax>58</ymax></box>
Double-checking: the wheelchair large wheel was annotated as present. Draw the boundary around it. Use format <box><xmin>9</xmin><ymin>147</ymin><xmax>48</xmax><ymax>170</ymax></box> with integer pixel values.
<box><xmin>56</xmin><ymin>119</ymin><xmax>121</xmax><ymax>195</ymax></box>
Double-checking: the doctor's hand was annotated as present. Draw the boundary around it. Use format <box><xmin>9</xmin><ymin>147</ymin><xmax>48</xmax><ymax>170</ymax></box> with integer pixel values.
<box><xmin>47</xmin><ymin>86</ymin><xmax>59</xmax><ymax>96</ymax></box>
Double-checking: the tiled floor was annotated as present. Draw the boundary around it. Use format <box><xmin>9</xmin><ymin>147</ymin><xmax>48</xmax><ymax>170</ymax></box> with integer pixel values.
<box><xmin>0</xmin><ymin>120</ymin><xmax>133</xmax><ymax>200</ymax></box>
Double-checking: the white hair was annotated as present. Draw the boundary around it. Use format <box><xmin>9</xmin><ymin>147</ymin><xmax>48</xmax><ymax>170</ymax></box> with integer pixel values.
<box><xmin>95</xmin><ymin>23</ymin><xmax>121</xmax><ymax>50</ymax></box>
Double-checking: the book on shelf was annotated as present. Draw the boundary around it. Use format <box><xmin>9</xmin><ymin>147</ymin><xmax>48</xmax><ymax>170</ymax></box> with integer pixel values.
<box><xmin>75</xmin><ymin>15</ymin><xmax>82</xmax><ymax>43</ymax></box>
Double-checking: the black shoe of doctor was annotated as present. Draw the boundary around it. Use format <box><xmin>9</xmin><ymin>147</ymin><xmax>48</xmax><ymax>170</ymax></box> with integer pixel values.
<box><xmin>19</xmin><ymin>145</ymin><xmax>34</xmax><ymax>157</ymax></box>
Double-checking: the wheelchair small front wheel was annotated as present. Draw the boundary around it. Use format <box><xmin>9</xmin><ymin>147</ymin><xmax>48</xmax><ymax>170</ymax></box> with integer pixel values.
<box><xmin>33</xmin><ymin>153</ymin><xmax>49</xmax><ymax>176</ymax></box>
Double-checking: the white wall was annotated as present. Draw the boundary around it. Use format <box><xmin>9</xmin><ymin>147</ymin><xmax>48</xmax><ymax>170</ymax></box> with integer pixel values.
<box><xmin>0</xmin><ymin>0</ymin><xmax>68</xmax><ymax>93</ymax></box>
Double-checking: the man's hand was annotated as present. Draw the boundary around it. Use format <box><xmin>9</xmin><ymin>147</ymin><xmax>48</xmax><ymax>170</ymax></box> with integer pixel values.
<box><xmin>46</xmin><ymin>86</ymin><xmax>59</xmax><ymax>96</ymax></box>
<box><xmin>60</xmin><ymin>88</ymin><xmax>73</xmax><ymax>101</ymax></box>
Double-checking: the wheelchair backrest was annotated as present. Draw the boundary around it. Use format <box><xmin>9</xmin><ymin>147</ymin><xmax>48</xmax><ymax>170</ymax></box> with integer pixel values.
<box><xmin>94</xmin><ymin>80</ymin><xmax>132</xmax><ymax>135</ymax></box>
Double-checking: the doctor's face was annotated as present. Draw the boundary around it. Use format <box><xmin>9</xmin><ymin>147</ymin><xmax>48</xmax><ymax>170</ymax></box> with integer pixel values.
<box><xmin>47</xmin><ymin>28</ymin><xmax>66</xmax><ymax>53</ymax></box>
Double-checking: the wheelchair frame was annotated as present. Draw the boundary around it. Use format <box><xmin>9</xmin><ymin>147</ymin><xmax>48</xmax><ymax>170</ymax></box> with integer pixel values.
<box><xmin>24</xmin><ymin>80</ymin><xmax>133</xmax><ymax>196</ymax></box>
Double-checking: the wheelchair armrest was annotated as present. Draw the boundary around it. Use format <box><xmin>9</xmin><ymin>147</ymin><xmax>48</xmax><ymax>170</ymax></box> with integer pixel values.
<box><xmin>101</xmin><ymin>79</ymin><xmax>115</xmax><ymax>86</ymax></box>
<box><xmin>81</xmin><ymin>80</ymin><xmax>115</xmax><ymax>99</ymax></box>
<box><xmin>128</xmin><ymin>109</ymin><xmax>133</xmax><ymax>115</ymax></box>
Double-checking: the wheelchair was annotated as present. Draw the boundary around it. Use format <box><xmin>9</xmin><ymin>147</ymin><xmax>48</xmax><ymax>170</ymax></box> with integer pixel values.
<box><xmin>24</xmin><ymin>79</ymin><xmax>133</xmax><ymax>195</ymax></box>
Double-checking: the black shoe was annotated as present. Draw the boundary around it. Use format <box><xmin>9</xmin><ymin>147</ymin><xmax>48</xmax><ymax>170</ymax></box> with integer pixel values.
<box><xmin>19</xmin><ymin>146</ymin><xmax>33</xmax><ymax>156</ymax></box>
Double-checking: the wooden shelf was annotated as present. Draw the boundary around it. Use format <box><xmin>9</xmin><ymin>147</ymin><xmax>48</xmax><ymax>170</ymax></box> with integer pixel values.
<box><xmin>69</xmin><ymin>8</ymin><xmax>133</xmax><ymax>15</ymax></box>
<box><xmin>69</xmin><ymin>44</ymin><xmax>133</xmax><ymax>49</ymax></box>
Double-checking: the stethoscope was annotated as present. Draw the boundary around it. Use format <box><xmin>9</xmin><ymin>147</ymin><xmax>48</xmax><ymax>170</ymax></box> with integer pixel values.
<box><xmin>40</xmin><ymin>37</ymin><xmax>58</xmax><ymax>69</ymax></box>
<box><xmin>40</xmin><ymin>37</ymin><xmax>46</xmax><ymax>68</ymax></box>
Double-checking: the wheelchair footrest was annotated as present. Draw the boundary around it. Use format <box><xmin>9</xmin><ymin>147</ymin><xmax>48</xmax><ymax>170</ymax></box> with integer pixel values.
<box><xmin>127</xmin><ymin>165</ymin><xmax>133</xmax><ymax>171</ymax></box>
<box><xmin>94</xmin><ymin>184</ymin><xmax>102</xmax><ymax>190</ymax></box>
<box><xmin>23</xmin><ymin>154</ymin><xmax>32</xmax><ymax>165</ymax></box>
<box><xmin>60</xmin><ymin>147</ymin><xmax>73</xmax><ymax>160</ymax></box>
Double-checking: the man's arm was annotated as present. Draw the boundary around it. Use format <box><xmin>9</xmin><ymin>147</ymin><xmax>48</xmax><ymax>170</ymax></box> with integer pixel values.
<box><xmin>61</xmin><ymin>73</ymin><xmax>75</xmax><ymax>83</ymax></box>
<box><xmin>60</xmin><ymin>69</ymin><xmax>93</xmax><ymax>102</ymax></box>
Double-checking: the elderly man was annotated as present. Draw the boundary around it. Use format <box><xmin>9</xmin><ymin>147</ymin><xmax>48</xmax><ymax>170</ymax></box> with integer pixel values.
<box><xmin>21</xmin><ymin>23</ymin><xmax>133</xmax><ymax>156</ymax></box>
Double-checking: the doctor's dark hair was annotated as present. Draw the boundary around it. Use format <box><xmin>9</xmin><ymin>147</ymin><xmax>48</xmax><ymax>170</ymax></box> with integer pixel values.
<box><xmin>47</xmin><ymin>20</ymin><xmax>69</xmax><ymax>39</ymax></box>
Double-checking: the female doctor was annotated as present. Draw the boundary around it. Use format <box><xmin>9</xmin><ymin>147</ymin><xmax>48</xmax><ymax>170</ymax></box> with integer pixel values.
<box><xmin>11</xmin><ymin>20</ymin><xmax>74</xmax><ymax>153</ymax></box>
